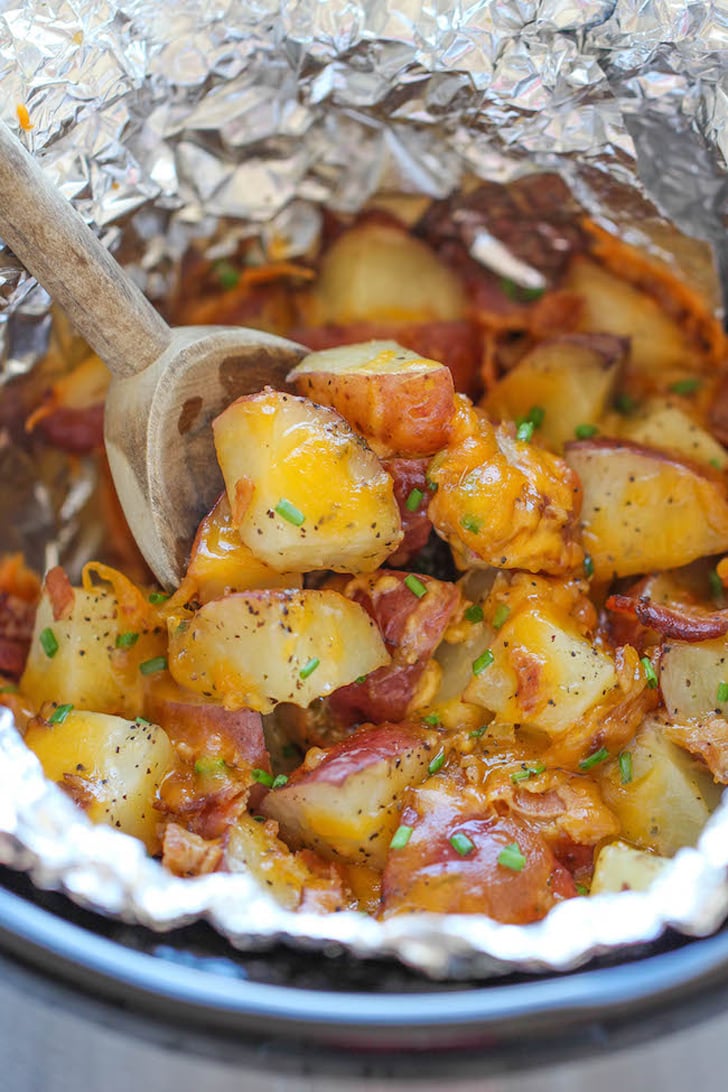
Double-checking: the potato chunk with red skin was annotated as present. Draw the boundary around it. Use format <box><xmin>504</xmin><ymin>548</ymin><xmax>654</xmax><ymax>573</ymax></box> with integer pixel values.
<box><xmin>260</xmin><ymin>723</ymin><xmax>440</xmax><ymax>868</ymax></box>
<box><xmin>428</xmin><ymin>414</ymin><xmax>584</xmax><ymax>576</ymax></box>
<box><xmin>288</xmin><ymin>341</ymin><xmax>456</xmax><ymax>458</ymax></box>
<box><xmin>381</xmin><ymin>780</ymin><xmax>576</xmax><ymax>922</ymax></box>
<box><xmin>212</xmin><ymin>389</ymin><xmax>402</xmax><ymax>575</ymax></box>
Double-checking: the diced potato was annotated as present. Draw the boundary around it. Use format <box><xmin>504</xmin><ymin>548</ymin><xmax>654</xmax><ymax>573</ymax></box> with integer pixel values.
<box><xmin>260</xmin><ymin>723</ymin><xmax>438</xmax><ymax>867</ymax></box>
<box><xmin>565</xmin><ymin>439</ymin><xmax>728</xmax><ymax>580</ymax></box>
<box><xmin>288</xmin><ymin>341</ymin><xmax>455</xmax><ymax>458</ymax></box>
<box><xmin>213</xmin><ymin>389</ymin><xmax>402</xmax><ymax>573</ymax></box>
<box><xmin>224</xmin><ymin>813</ymin><xmax>350</xmax><ymax>911</ymax></box>
<box><xmin>616</xmin><ymin>400</ymin><xmax>728</xmax><ymax>471</ymax></box>
<box><xmin>465</xmin><ymin>598</ymin><xmax>618</xmax><ymax>737</ymax></box>
<box><xmin>172</xmin><ymin>494</ymin><xmax>302</xmax><ymax>607</ymax></box>
<box><xmin>590</xmin><ymin>840</ymin><xmax>670</xmax><ymax>895</ymax></box>
<box><xmin>486</xmin><ymin>335</ymin><xmax>624</xmax><ymax>452</ymax></box>
<box><xmin>24</xmin><ymin>709</ymin><xmax>174</xmax><ymax>852</ymax></box>
<box><xmin>660</xmin><ymin>637</ymin><xmax>728</xmax><ymax>718</ymax></box>
<box><xmin>20</xmin><ymin>582</ymin><xmax>166</xmax><ymax>717</ymax></box>
<box><xmin>167</xmin><ymin>589</ymin><xmax>390</xmax><ymax>713</ymax></box>
<box><xmin>564</xmin><ymin>256</ymin><xmax>702</xmax><ymax>375</ymax></box>
<box><xmin>597</xmin><ymin>717</ymin><xmax>722</xmax><ymax>856</ymax></box>
<box><xmin>306</xmin><ymin>220</ymin><xmax>466</xmax><ymax>326</ymax></box>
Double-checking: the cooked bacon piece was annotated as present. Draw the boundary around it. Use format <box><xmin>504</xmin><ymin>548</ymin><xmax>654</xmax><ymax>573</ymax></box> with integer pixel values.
<box><xmin>0</xmin><ymin>594</ymin><xmax>36</xmax><ymax>678</ymax></box>
<box><xmin>329</xmin><ymin>570</ymin><xmax>459</xmax><ymax>725</ymax></box>
<box><xmin>606</xmin><ymin>593</ymin><xmax>728</xmax><ymax>643</ymax></box>
<box><xmin>34</xmin><ymin>404</ymin><xmax>105</xmax><ymax>454</ymax></box>
<box><xmin>663</xmin><ymin>715</ymin><xmax>728</xmax><ymax>784</ymax></box>
<box><xmin>156</xmin><ymin>765</ymin><xmax>252</xmax><ymax>842</ymax></box>
<box><xmin>381</xmin><ymin>779</ymin><xmax>576</xmax><ymax>922</ymax></box>
<box><xmin>45</xmin><ymin>566</ymin><xmax>75</xmax><ymax>622</ymax></box>
<box><xmin>162</xmin><ymin>822</ymin><xmax>223</xmax><ymax>877</ymax></box>
<box><xmin>382</xmin><ymin>458</ymin><xmax>432</xmax><ymax>567</ymax></box>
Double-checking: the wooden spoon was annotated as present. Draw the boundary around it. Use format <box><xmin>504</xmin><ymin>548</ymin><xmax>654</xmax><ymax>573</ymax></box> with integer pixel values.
<box><xmin>0</xmin><ymin>120</ymin><xmax>305</xmax><ymax>588</ymax></box>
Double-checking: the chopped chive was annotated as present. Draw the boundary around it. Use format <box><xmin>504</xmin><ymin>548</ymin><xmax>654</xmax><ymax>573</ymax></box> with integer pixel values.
<box><xmin>115</xmin><ymin>631</ymin><xmax>139</xmax><ymax>650</ymax></box>
<box><xmin>464</xmin><ymin>604</ymin><xmax>484</xmax><ymax>624</ymax></box>
<box><xmin>578</xmin><ymin>746</ymin><xmax>609</xmax><ymax>771</ymax></box>
<box><xmin>526</xmin><ymin>406</ymin><xmax>545</xmax><ymax>428</ymax></box>
<box><xmin>472</xmin><ymin>649</ymin><xmax>495</xmax><ymax>675</ymax></box>
<box><xmin>510</xmin><ymin>762</ymin><xmax>545</xmax><ymax>783</ymax></box>
<box><xmin>576</xmin><ymin>883</ymin><xmax>589</xmax><ymax>896</ymax></box>
<box><xmin>469</xmin><ymin>725</ymin><xmax>488</xmax><ymax>739</ymax></box>
<box><xmin>709</xmin><ymin>569</ymin><xmax>724</xmax><ymax>602</ymax></box>
<box><xmin>583</xmin><ymin>554</ymin><xmax>594</xmax><ymax>578</ymax></box>
<box><xmin>423</xmin><ymin>713</ymin><xmax>441</xmax><ymax>726</ymax></box>
<box><xmin>354</xmin><ymin>675</ymin><xmax>367</xmax><ymax>685</ymax></box>
<box><xmin>428</xmin><ymin>748</ymin><xmax>446</xmax><ymax>775</ymax></box>
<box><xmin>39</xmin><ymin>627</ymin><xmax>59</xmax><ymax>659</ymax></box>
<box><xmin>213</xmin><ymin>260</ymin><xmax>240</xmax><ymax>290</ymax></box>
<box><xmin>460</xmin><ymin>514</ymin><xmax>481</xmax><ymax>534</ymax></box>
<box><xmin>252</xmin><ymin>768</ymin><xmax>275</xmax><ymax>787</ymax></box>
<box><xmin>194</xmin><ymin>757</ymin><xmax>226</xmax><ymax>775</ymax></box>
<box><xmin>274</xmin><ymin>498</ymin><xmax>305</xmax><ymax>526</ymax></box>
<box><xmin>299</xmin><ymin>657</ymin><xmax>320</xmax><ymax>680</ymax></box>
<box><xmin>497</xmin><ymin>842</ymin><xmax>526</xmax><ymax>871</ymax></box>
<box><xmin>271</xmin><ymin>774</ymin><xmax>289</xmax><ymax>789</ymax></box>
<box><xmin>619</xmin><ymin>750</ymin><xmax>633</xmax><ymax>785</ymax></box>
<box><xmin>135</xmin><ymin>716</ymin><xmax>152</xmax><ymax>727</ymax></box>
<box><xmin>710</xmin><ymin>458</ymin><xmax>723</xmax><ymax>470</ymax></box>
<box><xmin>139</xmin><ymin>656</ymin><xmax>167</xmax><ymax>676</ymax></box>
<box><xmin>148</xmin><ymin>591</ymin><xmax>170</xmax><ymax>605</ymax></box>
<box><xmin>717</xmin><ymin>681</ymin><xmax>728</xmax><ymax>705</ymax></box>
<box><xmin>405</xmin><ymin>487</ymin><xmax>425</xmax><ymax>512</ymax></box>
<box><xmin>516</xmin><ymin>420</ymin><xmax>535</xmax><ymax>443</ymax></box>
<box><xmin>390</xmin><ymin>824</ymin><xmax>413</xmax><ymax>850</ymax></box>
<box><xmin>615</xmin><ymin>392</ymin><xmax>637</xmax><ymax>415</ymax></box>
<box><xmin>450</xmin><ymin>832</ymin><xmax>476</xmax><ymax>857</ymax></box>
<box><xmin>669</xmin><ymin>377</ymin><xmax>701</xmax><ymax>396</ymax></box>
<box><xmin>0</xmin><ymin>684</ymin><xmax>18</xmax><ymax>694</ymax></box>
<box><xmin>574</xmin><ymin>423</ymin><xmax>598</xmax><ymax>440</ymax></box>
<box><xmin>426</xmin><ymin>478</ymin><xmax>438</xmax><ymax>493</ymax></box>
<box><xmin>499</xmin><ymin>277</ymin><xmax>545</xmax><ymax>302</ymax></box>
<box><xmin>281</xmin><ymin>742</ymin><xmax>299</xmax><ymax>759</ymax></box>
<box><xmin>48</xmin><ymin>703</ymin><xmax>73</xmax><ymax>725</ymax></box>
<box><xmin>641</xmin><ymin>656</ymin><xmax>658</xmax><ymax>688</ymax></box>
<box><xmin>252</xmin><ymin>815</ymin><xmax>265</xmax><ymax>823</ymax></box>
<box><xmin>492</xmin><ymin>604</ymin><xmax>510</xmax><ymax>630</ymax></box>
<box><xmin>404</xmin><ymin>574</ymin><xmax>427</xmax><ymax>599</ymax></box>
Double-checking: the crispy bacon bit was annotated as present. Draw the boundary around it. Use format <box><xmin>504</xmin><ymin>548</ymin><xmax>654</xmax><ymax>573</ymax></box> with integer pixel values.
<box><xmin>162</xmin><ymin>822</ymin><xmax>223</xmax><ymax>877</ymax></box>
<box><xmin>606</xmin><ymin>593</ymin><xmax>728</xmax><ymax>643</ymax></box>
<box><xmin>32</xmin><ymin>404</ymin><xmax>105</xmax><ymax>454</ymax></box>
<box><xmin>156</xmin><ymin>767</ymin><xmax>251</xmax><ymax>841</ymax></box>
<box><xmin>663</xmin><ymin>715</ymin><xmax>728</xmax><ymax>785</ymax></box>
<box><xmin>0</xmin><ymin>593</ymin><xmax>36</xmax><ymax>678</ymax></box>
<box><xmin>45</xmin><ymin>566</ymin><xmax>75</xmax><ymax>622</ymax></box>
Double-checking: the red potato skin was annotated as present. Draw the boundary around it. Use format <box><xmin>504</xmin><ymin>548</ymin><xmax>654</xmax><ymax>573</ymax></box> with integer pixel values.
<box><xmin>293</xmin><ymin>364</ymin><xmax>455</xmax><ymax>459</ymax></box>
<box><xmin>381</xmin><ymin>805</ymin><xmax>576</xmax><ymax>922</ymax></box>
<box><xmin>382</xmin><ymin>459</ymin><xmax>432</xmax><ymax>567</ymax></box>
<box><xmin>145</xmin><ymin>687</ymin><xmax>269</xmax><ymax>772</ymax></box>
<box><xmin>279</xmin><ymin>722</ymin><xmax>431</xmax><ymax>791</ymax></box>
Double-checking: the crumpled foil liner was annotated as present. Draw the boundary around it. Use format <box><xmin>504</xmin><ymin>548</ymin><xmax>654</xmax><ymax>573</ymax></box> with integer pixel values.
<box><xmin>1</xmin><ymin>0</ymin><xmax>728</xmax><ymax>978</ymax></box>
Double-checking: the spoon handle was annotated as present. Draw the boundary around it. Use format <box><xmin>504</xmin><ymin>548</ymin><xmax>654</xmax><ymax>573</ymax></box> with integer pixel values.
<box><xmin>0</xmin><ymin>119</ymin><xmax>171</xmax><ymax>379</ymax></box>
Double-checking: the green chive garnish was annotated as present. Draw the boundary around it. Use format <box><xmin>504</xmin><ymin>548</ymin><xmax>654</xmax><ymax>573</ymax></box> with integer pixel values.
<box><xmin>135</xmin><ymin>716</ymin><xmax>152</xmax><ymax>727</ymax></box>
<box><xmin>574</xmin><ymin>423</ymin><xmax>598</xmax><ymax>439</ymax></box>
<box><xmin>497</xmin><ymin>842</ymin><xmax>526</xmax><ymax>871</ymax></box>
<box><xmin>619</xmin><ymin>751</ymin><xmax>633</xmax><ymax>784</ymax></box>
<box><xmin>405</xmin><ymin>487</ymin><xmax>424</xmax><ymax>512</ymax></box>
<box><xmin>428</xmin><ymin>748</ymin><xmax>446</xmax><ymax>775</ymax></box>
<box><xmin>252</xmin><ymin>768</ymin><xmax>275</xmax><ymax>787</ymax></box>
<box><xmin>615</xmin><ymin>392</ymin><xmax>637</xmax><ymax>415</ymax></box>
<box><xmin>464</xmin><ymin>604</ymin><xmax>484</xmax><ymax>624</ymax></box>
<box><xmin>275</xmin><ymin>498</ymin><xmax>305</xmax><ymax>526</ymax></box>
<box><xmin>423</xmin><ymin>713</ymin><xmax>441</xmax><ymax>726</ymax></box>
<box><xmin>354</xmin><ymin>675</ymin><xmax>367</xmax><ymax>685</ymax></box>
<box><xmin>578</xmin><ymin>746</ymin><xmax>609</xmax><ymax>771</ymax></box>
<box><xmin>709</xmin><ymin>570</ymin><xmax>724</xmax><ymax>602</ymax></box>
<box><xmin>40</xmin><ymin>627</ymin><xmax>59</xmax><ymax>659</ymax></box>
<box><xmin>194</xmin><ymin>757</ymin><xmax>226</xmax><ymax>775</ymax></box>
<box><xmin>48</xmin><ymin>703</ymin><xmax>73</xmax><ymax>725</ymax></box>
<box><xmin>492</xmin><ymin>604</ymin><xmax>510</xmax><ymax>630</ymax></box>
<box><xmin>583</xmin><ymin>554</ymin><xmax>594</xmax><ymax>578</ymax></box>
<box><xmin>499</xmin><ymin>278</ymin><xmax>545</xmax><ymax>303</ymax></box>
<box><xmin>404</xmin><ymin>574</ymin><xmax>427</xmax><ymax>599</ymax></box>
<box><xmin>460</xmin><ymin>514</ymin><xmax>481</xmax><ymax>534</ymax></box>
<box><xmin>717</xmin><ymin>681</ymin><xmax>728</xmax><ymax>705</ymax></box>
<box><xmin>115</xmin><ymin>631</ymin><xmax>139</xmax><ymax>650</ymax></box>
<box><xmin>272</xmin><ymin>774</ymin><xmax>289</xmax><ymax>789</ymax></box>
<box><xmin>641</xmin><ymin>656</ymin><xmax>658</xmax><ymax>688</ymax></box>
<box><xmin>0</xmin><ymin>684</ymin><xmax>18</xmax><ymax>694</ymax></box>
<box><xmin>148</xmin><ymin>592</ymin><xmax>170</xmax><ymax>605</ymax></box>
<box><xmin>472</xmin><ymin>649</ymin><xmax>494</xmax><ymax>675</ymax></box>
<box><xmin>299</xmin><ymin>657</ymin><xmax>320</xmax><ymax>680</ymax></box>
<box><xmin>139</xmin><ymin>656</ymin><xmax>167</xmax><ymax>675</ymax></box>
<box><xmin>426</xmin><ymin>478</ymin><xmax>438</xmax><ymax>492</ymax></box>
<box><xmin>469</xmin><ymin>725</ymin><xmax>488</xmax><ymax>739</ymax></box>
<box><xmin>450</xmin><ymin>832</ymin><xmax>476</xmax><ymax>857</ymax></box>
<box><xmin>213</xmin><ymin>260</ymin><xmax>240</xmax><ymax>290</ymax></box>
<box><xmin>576</xmin><ymin>883</ymin><xmax>589</xmax><ymax>896</ymax></box>
<box><xmin>510</xmin><ymin>762</ymin><xmax>545</xmax><ymax>783</ymax></box>
<box><xmin>516</xmin><ymin>420</ymin><xmax>535</xmax><ymax>443</ymax></box>
<box><xmin>669</xmin><ymin>378</ymin><xmax>701</xmax><ymax>396</ymax></box>
<box><xmin>390</xmin><ymin>824</ymin><xmax>413</xmax><ymax>850</ymax></box>
<box><xmin>710</xmin><ymin>458</ymin><xmax>723</xmax><ymax>470</ymax></box>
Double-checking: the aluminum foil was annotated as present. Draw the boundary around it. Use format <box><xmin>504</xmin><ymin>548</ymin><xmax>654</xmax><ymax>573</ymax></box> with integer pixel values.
<box><xmin>1</xmin><ymin>0</ymin><xmax>728</xmax><ymax>978</ymax></box>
